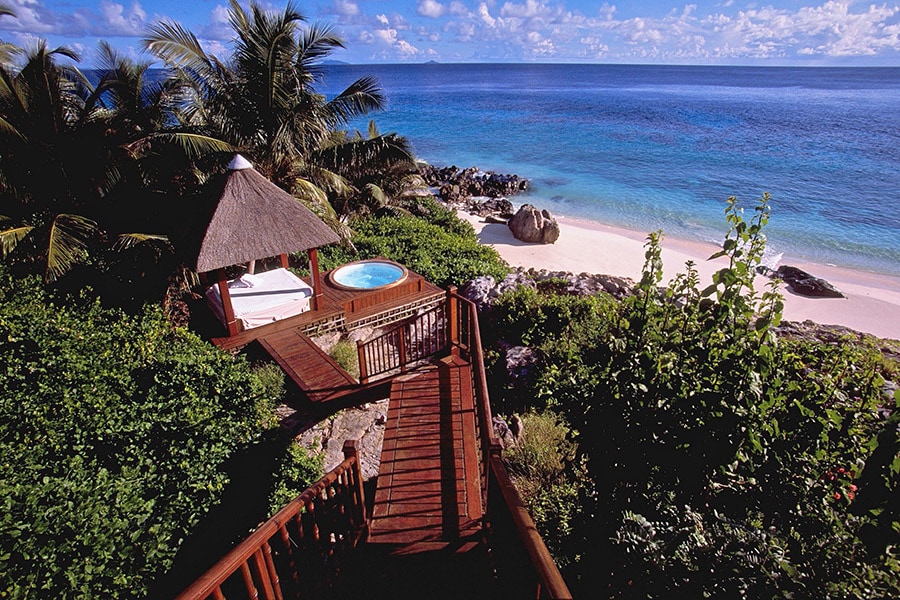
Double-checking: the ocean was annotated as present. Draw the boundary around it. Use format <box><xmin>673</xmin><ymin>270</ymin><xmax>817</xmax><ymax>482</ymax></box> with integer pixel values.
<box><xmin>320</xmin><ymin>63</ymin><xmax>900</xmax><ymax>279</ymax></box>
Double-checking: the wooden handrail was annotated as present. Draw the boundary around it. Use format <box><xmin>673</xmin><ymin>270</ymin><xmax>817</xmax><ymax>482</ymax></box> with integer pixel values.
<box><xmin>356</xmin><ymin>302</ymin><xmax>449</xmax><ymax>383</ymax></box>
<box><xmin>176</xmin><ymin>441</ymin><xmax>367</xmax><ymax>600</ymax></box>
<box><xmin>488</xmin><ymin>447</ymin><xmax>573</xmax><ymax>599</ymax></box>
<box><xmin>449</xmin><ymin>291</ymin><xmax>572</xmax><ymax>599</ymax></box>
<box><xmin>449</xmin><ymin>291</ymin><xmax>494</xmax><ymax>509</ymax></box>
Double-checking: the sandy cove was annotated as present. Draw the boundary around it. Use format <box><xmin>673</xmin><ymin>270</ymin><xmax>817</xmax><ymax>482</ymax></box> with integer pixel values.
<box><xmin>458</xmin><ymin>211</ymin><xmax>900</xmax><ymax>342</ymax></box>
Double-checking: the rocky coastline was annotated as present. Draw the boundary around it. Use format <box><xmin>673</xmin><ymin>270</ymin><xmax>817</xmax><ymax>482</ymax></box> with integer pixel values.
<box><xmin>284</xmin><ymin>163</ymin><xmax>899</xmax><ymax>479</ymax></box>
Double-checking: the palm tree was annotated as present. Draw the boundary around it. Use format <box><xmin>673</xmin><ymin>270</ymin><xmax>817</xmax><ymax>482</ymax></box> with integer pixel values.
<box><xmin>0</xmin><ymin>43</ymin><xmax>106</xmax><ymax>282</ymax></box>
<box><xmin>313</xmin><ymin>121</ymin><xmax>426</xmax><ymax>218</ymax></box>
<box><xmin>142</xmin><ymin>0</ymin><xmax>389</xmax><ymax>238</ymax></box>
<box><xmin>0</xmin><ymin>39</ymin><xmax>229</xmax><ymax>283</ymax></box>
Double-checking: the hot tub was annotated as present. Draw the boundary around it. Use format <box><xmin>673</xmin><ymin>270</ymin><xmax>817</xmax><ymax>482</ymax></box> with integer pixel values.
<box><xmin>329</xmin><ymin>259</ymin><xmax>409</xmax><ymax>291</ymax></box>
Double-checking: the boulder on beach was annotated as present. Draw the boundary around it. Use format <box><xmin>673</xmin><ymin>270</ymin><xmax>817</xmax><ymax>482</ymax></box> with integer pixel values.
<box><xmin>508</xmin><ymin>204</ymin><xmax>560</xmax><ymax>244</ymax></box>
<box><xmin>768</xmin><ymin>265</ymin><xmax>845</xmax><ymax>298</ymax></box>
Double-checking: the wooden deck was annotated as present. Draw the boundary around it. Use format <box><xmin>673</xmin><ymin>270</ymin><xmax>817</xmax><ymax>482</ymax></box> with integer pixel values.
<box><xmin>369</xmin><ymin>355</ymin><xmax>483</xmax><ymax>547</ymax></box>
<box><xmin>209</xmin><ymin>266</ymin><xmax>444</xmax><ymax>351</ymax></box>
<box><xmin>257</xmin><ymin>328</ymin><xmax>358</xmax><ymax>403</ymax></box>
<box><xmin>331</xmin><ymin>355</ymin><xmax>497</xmax><ymax>600</ymax></box>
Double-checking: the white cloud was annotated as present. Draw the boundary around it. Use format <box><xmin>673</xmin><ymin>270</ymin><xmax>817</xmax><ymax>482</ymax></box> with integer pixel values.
<box><xmin>478</xmin><ymin>3</ymin><xmax>496</xmax><ymax>27</ymax></box>
<box><xmin>333</xmin><ymin>0</ymin><xmax>360</xmax><ymax>17</ymax></box>
<box><xmin>98</xmin><ymin>1</ymin><xmax>146</xmax><ymax>36</ymax></box>
<box><xmin>499</xmin><ymin>0</ymin><xmax>552</xmax><ymax>19</ymax></box>
<box><xmin>449</xmin><ymin>2</ymin><xmax>470</xmax><ymax>17</ymax></box>
<box><xmin>418</xmin><ymin>0</ymin><xmax>446</xmax><ymax>19</ymax></box>
<box><xmin>200</xmin><ymin>4</ymin><xmax>233</xmax><ymax>41</ymax></box>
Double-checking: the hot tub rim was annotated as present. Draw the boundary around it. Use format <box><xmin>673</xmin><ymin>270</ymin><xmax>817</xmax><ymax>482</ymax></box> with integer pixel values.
<box><xmin>327</xmin><ymin>258</ymin><xmax>410</xmax><ymax>291</ymax></box>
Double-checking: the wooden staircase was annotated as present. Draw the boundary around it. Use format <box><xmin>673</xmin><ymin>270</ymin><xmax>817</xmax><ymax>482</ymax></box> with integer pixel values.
<box><xmin>327</xmin><ymin>355</ymin><xmax>501</xmax><ymax>600</ymax></box>
<box><xmin>175</xmin><ymin>290</ymin><xmax>572</xmax><ymax>600</ymax></box>
<box><xmin>369</xmin><ymin>356</ymin><xmax>483</xmax><ymax>545</ymax></box>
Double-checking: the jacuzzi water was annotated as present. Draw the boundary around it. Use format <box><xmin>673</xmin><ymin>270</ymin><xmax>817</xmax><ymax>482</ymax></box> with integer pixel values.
<box><xmin>330</xmin><ymin>260</ymin><xmax>406</xmax><ymax>290</ymax></box>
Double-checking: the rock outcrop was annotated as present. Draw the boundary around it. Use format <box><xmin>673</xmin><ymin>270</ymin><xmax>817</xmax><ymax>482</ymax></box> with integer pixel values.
<box><xmin>508</xmin><ymin>204</ymin><xmax>560</xmax><ymax>244</ymax></box>
<box><xmin>760</xmin><ymin>265</ymin><xmax>845</xmax><ymax>298</ymax></box>
<box><xmin>419</xmin><ymin>164</ymin><xmax>529</xmax><ymax>203</ymax></box>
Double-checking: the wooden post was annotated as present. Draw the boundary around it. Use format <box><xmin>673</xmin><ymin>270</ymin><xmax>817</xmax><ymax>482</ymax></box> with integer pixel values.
<box><xmin>216</xmin><ymin>269</ymin><xmax>240</xmax><ymax>336</ymax></box>
<box><xmin>342</xmin><ymin>440</ymin><xmax>367</xmax><ymax>526</ymax></box>
<box><xmin>357</xmin><ymin>340</ymin><xmax>369</xmax><ymax>385</ymax></box>
<box><xmin>278</xmin><ymin>253</ymin><xmax>289</xmax><ymax>269</ymax></box>
<box><xmin>308</xmin><ymin>248</ymin><xmax>322</xmax><ymax>311</ymax></box>
<box><xmin>398</xmin><ymin>330</ymin><xmax>407</xmax><ymax>373</ymax></box>
<box><xmin>447</xmin><ymin>286</ymin><xmax>459</xmax><ymax>356</ymax></box>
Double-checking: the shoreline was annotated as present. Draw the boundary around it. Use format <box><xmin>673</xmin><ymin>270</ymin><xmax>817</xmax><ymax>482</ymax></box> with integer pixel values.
<box><xmin>458</xmin><ymin>210</ymin><xmax>900</xmax><ymax>341</ymax></box>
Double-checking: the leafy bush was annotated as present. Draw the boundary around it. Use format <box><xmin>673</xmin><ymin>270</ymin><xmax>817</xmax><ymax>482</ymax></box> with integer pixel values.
<box><xmin>330</xmin><ymin>338</ymin><xmax>361</xmax><ymax>380</ymax></box>
<box><xmin>319</xmin><ymin>212</ymin><xmax>509</xmax><ymax>288</ymax></box>
<box><xmin>0</xmin><ymin>269</ymin><xmax>318</xmax><ymax>598</ymax></box>
<box><xmin>502</xmin><ymin>411</ymin><xmax>588</xmax><ymax>568</ymax></box>
<box><xmin>489</xmin><ymin>196</ymin><xmax>900</xmax><ymax>597</ymax></box>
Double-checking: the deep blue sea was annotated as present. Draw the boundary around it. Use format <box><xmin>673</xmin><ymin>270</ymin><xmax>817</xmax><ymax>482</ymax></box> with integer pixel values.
<box><xmin>320</xmin><ymin>63</ymin><xmax>900</xmax><ymax>279</ymax></box>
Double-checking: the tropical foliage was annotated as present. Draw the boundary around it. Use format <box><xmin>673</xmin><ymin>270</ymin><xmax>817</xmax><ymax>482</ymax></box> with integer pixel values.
<box><xmin>143</xmin><ymin>0</ymin><xmax>419</xmax><ymax>242</ymax></box>
<box><xmin>0</xmin><ymin>34</ymin><xmax>229</xmax><ymax>286</ymax></box>
<box><xmin>489</xmin><ymin>196</ymin><xmax>900</xmax><ymax>597</ymax></box>
<box><xmin>319</xmin><ymin>197</ymin><xmax>510</xmax><ymax>288</ymax></box>
<box><xmin>0</xmin><ymin>266</ymin><xmax>320</xmax><ymax>598</ymax></box>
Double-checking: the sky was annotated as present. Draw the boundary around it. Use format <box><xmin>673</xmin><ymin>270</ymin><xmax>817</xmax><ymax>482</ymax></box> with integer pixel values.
<box><xmin>1</xmin><ymin>0</ymin><xmax>899</xmax><ymax>67</ymax></box>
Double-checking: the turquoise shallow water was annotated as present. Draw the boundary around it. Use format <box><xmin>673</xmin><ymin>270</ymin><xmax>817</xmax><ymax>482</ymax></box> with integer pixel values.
<box><xmin>322</xmin><ymin>63</ymin><xmax>900</xmax><ymax>279</ymax></box>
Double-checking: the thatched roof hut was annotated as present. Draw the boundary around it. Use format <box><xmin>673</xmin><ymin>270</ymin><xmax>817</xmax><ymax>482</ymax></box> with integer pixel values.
<box><xmin>195</xmin><ymin>154</ymin><xmax>339</xmax><ymax>273</ymax></box>
<box><xmin>195</xmin><ymin>154</ymin><xmax>340</xmax><ymax>336</ymax></box>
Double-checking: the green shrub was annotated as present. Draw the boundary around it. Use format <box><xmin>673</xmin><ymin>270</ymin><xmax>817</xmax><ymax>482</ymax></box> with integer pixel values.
<box><xmin>267</xmin><ymin>441</ymin><xmax>325</xmax><ymax>515</ymax></box>
<box><xmin>503</xmin><ymin>411</ymin><xmax>588</xmax><ymax>570</ymax></box>
<box><xmin>330</xmin><ymin>338</ymin><xmax>361</xmax><ymax>380</ymax></box>
<box><xmin>489</xmin><ymin>196</ymin><xmax>900</xmax><ymax>597</ymax></box>
<box><xmin>320</xmin><ymin>212</ymin><xmax>509</xmax><ymax>288</ymax></box>
<box><xmin>0</xmin><ymin>268</ymin><xmax>317</xmax><ymax>598</ymax></box>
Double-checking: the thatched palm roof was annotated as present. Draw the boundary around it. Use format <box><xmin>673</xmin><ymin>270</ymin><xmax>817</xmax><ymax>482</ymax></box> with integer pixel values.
<box><xmin>195</xmin><ymin>155</ymin><xmax>340</xmax><ymax>273</ymax></box>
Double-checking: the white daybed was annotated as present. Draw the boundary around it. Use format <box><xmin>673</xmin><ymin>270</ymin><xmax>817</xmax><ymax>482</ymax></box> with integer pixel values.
<box><xmin>206</xmin><ymin>267</ymin><xmax>313</xmax><ymax>331</ymax></box>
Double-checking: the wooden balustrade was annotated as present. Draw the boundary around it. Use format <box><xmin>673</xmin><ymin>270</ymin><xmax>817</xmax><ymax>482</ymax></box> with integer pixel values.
<box><xmin>450</xmin><ymin>291</ymin><xmax>572</xmax><ymax>599</ymax></box>
<box><xmin>175</xmin><ymin>441</ymin><xmax>368</xmax><ymax>600</ymax></box>
<box><xmin>352</xmin><ymin>289</ymin><xmax>572</xmax><ymax>598</ymax></box>
<box><xmin>356</xmin><ymin>302</ymin><xmax>449</xmax><ymax>383</ymax></box>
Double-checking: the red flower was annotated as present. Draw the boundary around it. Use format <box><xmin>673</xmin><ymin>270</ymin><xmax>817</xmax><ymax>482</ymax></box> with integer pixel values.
<box><xmin>834</xmin><ymin>492</ymin><xmax>842</xmax><ymax>500</ymax></box>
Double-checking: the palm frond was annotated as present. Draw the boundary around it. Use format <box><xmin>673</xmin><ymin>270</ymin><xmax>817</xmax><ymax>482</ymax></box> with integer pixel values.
<box><xmin>324</xmin><ymin>75</ymin><xmax>385</xmax><ymax>126</ymax></box>
<box><xmin>296</xmin><ymin>22</ymin><xmax>344</xmax><ymax>82</ymax></box>
<box><xmin>0</xmin><ymin>42</ymin><xmax>22</xmax><ymax>66</ymax></box>
<box><xmin>132</xmin><ymin>132</ymin><xmax>233</xmax><ymax>159</ymax></box>
<box><xmin>365</xmin><ymin>183</ymin><xmax>388</xmax><ymax>206</ymax></box>
<box><xmin>0</xmin><ymin>114</ymin><xmax>24</xmax><ymax>141</ymax></box>
<box><xmin>45</xmin><ymin>213</ymin><xmax>97</xmax><ymax>282</ymax></box>
<box><xmin>113</xmin><ymin>232</ymin><xmax>170</xmax><ymax>252</ymax></box>
<box><xmin>0</xmin><ymin>224</ymin><xmax>32</xmax><ymax>257</ymax></box>
<box><xmin>291</xmin><ymin>176</ymin><xmax>330</xmax><ymax>206</ymax></box>
<box><xmin>143</xmin><ymin>21</ymin><xmax>212</xmax><ymax>71</ymax></box>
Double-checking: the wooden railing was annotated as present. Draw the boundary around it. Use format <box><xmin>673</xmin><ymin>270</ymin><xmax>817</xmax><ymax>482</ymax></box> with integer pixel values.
<box><xmin>176</xmin><ymin>441</ymin><xmax>368</xmax><ymax>600</ymax></box>
<box><xmin>486</xmin><ymin>445</ymin><xmax>573</xmax><ymax>599</ymax></box>
<box><xmin>357</xmin><ymin>288</ymin><xmax>572</xmax><ymax>598</ymax></box>
<box><xmin>451</xmin><ymin>291</ymin><xmax>572</xmax><ymax>599</ymax></box>
<box><xmin>356</xmin><ymin>299</ymin><xmax>449</xmax><ymax>384</ymax></box>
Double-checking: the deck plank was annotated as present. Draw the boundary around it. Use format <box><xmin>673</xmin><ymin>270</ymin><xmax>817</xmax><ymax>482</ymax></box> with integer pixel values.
<box><xmin>257</xmin><ymin>328</ymin><xmax>357</xmax><ymax>403</ymax></box>
<box><xmin>369</xmin><ymin>358</ymin><xmax>484</xmax><ymax>549</ymax></box>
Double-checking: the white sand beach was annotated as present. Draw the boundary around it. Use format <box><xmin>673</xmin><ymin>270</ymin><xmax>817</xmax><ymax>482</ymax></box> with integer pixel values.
<box><xmin>459</xmin><ymin>211</ymin><xmax>900</xmax><ymax>342</ymax></box>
